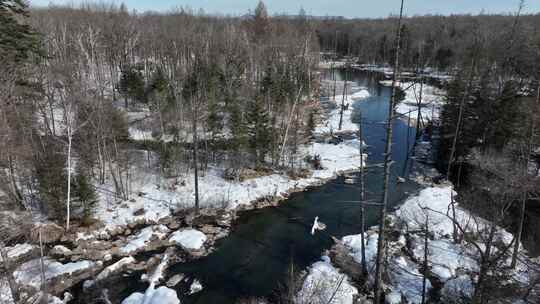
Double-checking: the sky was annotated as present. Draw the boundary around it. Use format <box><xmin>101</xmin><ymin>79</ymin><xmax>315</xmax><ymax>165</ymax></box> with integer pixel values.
<box><xmin>30</xmin><ymin>0</ymin><xmax>540</xmax><ymax>18</ymax></box>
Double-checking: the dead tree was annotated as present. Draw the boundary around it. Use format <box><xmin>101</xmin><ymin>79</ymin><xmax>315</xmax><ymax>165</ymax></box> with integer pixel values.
<box><xmin>373</xmin><ymin>0</ymin><xmax>405</xmax><ymax>302</ymax></box>
<box><xmin>358</xmin><ymin>112</ymin><xmax>368</xmax><ymax>276</ymax></box>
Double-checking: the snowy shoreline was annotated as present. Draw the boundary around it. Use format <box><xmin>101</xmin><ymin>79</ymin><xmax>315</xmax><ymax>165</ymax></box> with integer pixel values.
<box><xmin>298</xmin><ymin>182</ymin><xmax>535</xmax><ymax>304</ymax></box>
<box><xmin>0</xmin><ymin>84</ymin><xmax>373</xmax><ymax>304</ymax></box>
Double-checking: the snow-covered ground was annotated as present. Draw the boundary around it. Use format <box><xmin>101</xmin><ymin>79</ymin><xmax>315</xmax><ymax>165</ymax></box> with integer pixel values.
<box><xmin>121</xmin><ymin>254</ymin><xmax>181</xmax><ymax>304</ymax></box>
<box><xmin>303</xmin><ymin>184</ymin><xmax>534</xmax><ymax>304</ymax></box>
<box><xmin>315</xmin><ymin>89</ymin><xmax>370</xmax><ymax>134</ymax></box>
<box><xmin>297</xmin><ymin>256</ymin><xmax>358</xmax><ymax>304</ymax></box>
<box><xmin>91</xmin><ymin>89</ymin><xmax>370</xmax><ymax>233</ymax></box>
<box><xmin>394</xmin><ymin>82</ymin><xmax>445</xmax><ymax>124</ymax></box>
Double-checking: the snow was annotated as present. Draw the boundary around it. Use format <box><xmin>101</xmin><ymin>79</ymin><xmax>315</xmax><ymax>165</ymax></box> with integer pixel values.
<box><xmin>0</xmin><ymin>279</ymin><xmax>13</xmax><ymax>304</ymax></box>
<box><xmin>395</xmin><ymin>185</ymin><xmax>457</xmax><ymax>238</ymax></box>
<box><xmin>90</xmin><ymin>77</ymin><xmax>368</xmax><ymax>240</ymax></box>
<box><xmin>387</xmin><ymin>255</ymin><xmax>431</xmax><ymax>304</ymax></box>
<box><xmin>410</xmin><ymin>238</ymin><xmax>476</xmax><ymax>282</ymax></box>
<box><xmin>119</xmin><ymin>225</ymin><xmax>170</xmax><ymax>255</ymax></box>
<box><xmin>315</xmin><ymin>89</ymin><xmax>370</xmax><ymax>134</ymax></box>
<box><xmin>95</xmin><ymin>256</ymin><xmax>136</xmax><ymax>282</ymax></box>
<box><xmin>13</xmin><ymin>258</ymin><xmax>96</xmax><ymax>291</ymax></box>
<box><xmin>342</xmin><ymin>232</ymin><xmax>379</xmax><ymax>274</ymax></box>
<box><xmin>169</xmin><ymin>229</ymin><xmax>207</xmax><ymax>251</ymax></box>
<box><xmin>0</xmin><ymin>243</ymin><xmax>36</xmax><ymax>263</ymax></box>
<box><xmin>121</xmin><ymin>254</ymin><xmax>180</xmax><ymax>304</ymax></box>
<box><xmin>188</xmin><ymin>279</ymin><xmax>203</xmax><ymax>295</ymax></box>
<box><xmin>296</xmin><ymin>256</ymin><xmax>358</xmax><ymax>304</ymax></box>
<box><xmin>395</xmin><ymin>82</ymin><xmax>444</xmax><ymax>123</ymax></box>
<box><xmin>441</xmin><ymin>275</ymin><xmax>474</xmax><ymax>300</ymax></box>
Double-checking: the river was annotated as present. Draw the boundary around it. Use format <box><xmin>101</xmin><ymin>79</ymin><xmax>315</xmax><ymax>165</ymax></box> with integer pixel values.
<box><xmin>121</xmin><ymin>69</ymin><xmax>422</xmax><ymax>303</ymax></box>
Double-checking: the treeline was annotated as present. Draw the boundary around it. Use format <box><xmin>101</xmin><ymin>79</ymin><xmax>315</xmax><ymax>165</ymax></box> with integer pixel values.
<box><xmin>0</xmin><ymin>1</ymin><xmax>319</xmax><ymax>225</ymax></box>
<box><xmin>316</xmin><ymin>13</ymin><xmax>540</xmax><ymax>70</ymax></box>
<box><xmin>435</xmin><ymin>8</ymin><xmax>540</xmax><ymax>303</ymax></box>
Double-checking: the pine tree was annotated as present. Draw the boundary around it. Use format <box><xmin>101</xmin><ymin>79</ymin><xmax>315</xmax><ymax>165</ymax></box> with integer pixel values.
<box><xmin>246</xmin><ymin>96</ymin><xmax>271</xmax><ymax>168</ymax></box>
<box><xmin>118</xmin><ymin>66</ymin><xmax>146</xmax><ymax>107</ymax></box>
<box><xmin>228</xmin><ymin>97</ymin><xmax>246</xmax><ymax>155</ymax></box>
<box><xmin>0</xmin><ymin>0</ymin><xmax>41</xmax><ymax>63</ymax></box>
<box><xmin>35</xmin><ymin>141</ymin><xmax>69</xmax><ymax>220</ymax></box>
<box><xmin>73</xmin><ymin>172</ymin><xmax>98</xmax><ymax>226</ymax></box>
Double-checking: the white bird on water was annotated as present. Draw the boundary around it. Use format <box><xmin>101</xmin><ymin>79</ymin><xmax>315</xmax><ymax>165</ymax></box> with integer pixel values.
<box><xmin>311</xmin><ymin>216</ymin><xmax>327</xmax><ymax>235</ymax></box>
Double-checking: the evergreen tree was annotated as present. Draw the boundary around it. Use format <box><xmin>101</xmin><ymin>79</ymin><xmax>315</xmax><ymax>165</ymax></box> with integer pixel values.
<box><xmin>35</xmin><ymin>141</ymin><xmax>68</xmax><ymax>220</ymax></box>
<box><xmin>228</xmin><ymin>96</ymin><xmax>246</xmax><ymax>154</ymax></box>
<box><xmin>73</xmin><ymin>172</ymin><xmax>98</xmax><ymax>226</ymax></box>
<box><xmin>306</xmin><ymin>109</ymin><xmax>317</xmax><ymax>139</ymax></box>
<box><xmin>0</xmin><ymin>0</ymin><xmax>41</xmax><ymax>64</ymax></box>
<box><xmin>246</xmin><ymin>96</ymin><xmax>271</xmax><ymax>168</ymax></box>
<box><xmin>118</xmin><ymin>65</ymin><xmax>146</xmax><ymax>107</ymax></box>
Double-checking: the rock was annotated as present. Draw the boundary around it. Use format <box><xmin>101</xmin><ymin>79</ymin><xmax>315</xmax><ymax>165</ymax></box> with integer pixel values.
<box><xmin>30</xmin><ymin>222</ymin><xmax>65</xmax><ymax>244</ymax></box>
<box><xmin>199</xmin><ymin>225</ymin><xmax>221</xmax><ymax>235</ymax></box>
<box><xmin>166</xmin><ymin>274</ymin><xmax>185</xmax><ymax>287</ymax></box>
<box><xmin>124</xmin><ymin>229</ymin><xmax>132</xmax><ymax>236</ymax></box>
<box><xmin>95</xmin><ymin>256</ymin><xmax>137</xmax><ymax>283</ymax></box>
<box><xmin>0</xmin><ymin>243</ymin><xmax>38</xmax><ymax>265</ymax></box>
<box><xmin>13</xmin><ymin>258</ymin><xmax>102</xmax><ymax>295</ymax></box>
<box><xmin>50</xmin><ymin>245</ymin><xmax>73</xmax><ymax>258</ymax></box>
<box><xmin>133</xmin><ymin>208</ymin><xmax>145</xmax><ymax>216</ymax></box>
<box><xmin>167</xmin><ymin>220</ymin><xmax>182</xmax><ymax>230</ymax></box>
<box><xmin>127</xmin><ymin>218</ymin><xmax>146</xmax><ymax>229</ymax></box>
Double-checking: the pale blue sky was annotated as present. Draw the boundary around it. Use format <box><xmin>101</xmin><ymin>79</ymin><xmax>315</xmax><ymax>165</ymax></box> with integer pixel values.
<box><xmin>30</xmin><ymin>0</ymin><xmax>540</xmax><ymax>18</ymax></box>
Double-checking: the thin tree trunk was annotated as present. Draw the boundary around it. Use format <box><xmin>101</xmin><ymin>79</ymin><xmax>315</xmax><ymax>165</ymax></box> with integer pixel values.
<box><xmin>192</xmin><ymin>98</ymin><xmax>200</xmax><ymax>214</ymax></box>
<box><xmin>39</xmin><ymin>226</ymin><xmax>48</xmax><ymax>304</ymax></box>
<box><xmin>0</xmin><ymin>242</ymin><xmax>20</xmax><ymax>303</ymax></box>
<box><xmin>338</xmin><ymin>71</ymin><xmax>348</xmax><ymax>131</ymax></box>
<box><xmin>359</xmin><ymin>112</ymin><xmax>367</xmax><ymax>276</ymax></box>
<box><xmin>415</xmin><ymin>79</ymin><xmax>424</xmax><ymax>140</ymax></box>
<box><xmin>511</xmin><ymin>83</ymin><xmax>539</xmax><ymax>268</ymax></box>
<box><xmin>446</xmin><ymin>59</ymin><xmax>475</xmax><ymax>243</ymax></box>
<box><xmin>66</xmin><ymin>130</ymin><xmax>72</xmax><ymax>231</ymax></box>
<box><xmin>374</xmin><ymin>1</ymin><xmax>405</xmax><ymax>302</ymax></box>
<box><xmin>421</xmin><ymin>216</ymin><xmax>429</xmax><ymax>304</ymax></box>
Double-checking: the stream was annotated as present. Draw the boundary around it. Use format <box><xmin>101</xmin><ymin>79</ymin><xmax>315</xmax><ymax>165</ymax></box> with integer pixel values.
<box><xmin>122</xmin><ymin>69</ymin><xmax>423</xmax><ymax>303</ymax></box>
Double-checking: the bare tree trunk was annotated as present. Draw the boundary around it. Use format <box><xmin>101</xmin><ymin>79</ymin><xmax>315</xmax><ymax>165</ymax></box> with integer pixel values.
<box><xmin>421</xmin><ymin>215</ymin><xmax>429</xmax><ymax>304</ymax></box>
<box><xmin>66</xmin><ymin>128</ymin><xmax>72</xmax><ymax>231</ymax></box>
<box><xmin>415</xmin><ymin>79</ymin><xmax>424</xmax><ymax>140</ymax></box>
<box><xmin>359</xmin><ymin>112</ymin><xmax>367</xmax><ymax>276</ymax></box>
<box><xmin>338</xmin><ymin>70</ymin><xmax>348</xmax><ymax>131</ymax></box>
<box><xmin>0</xmin><ymin>242</ymin><xmax>20</xmax><ymax>303</ymax></box>
<box><xmin>39</xmin><ymin>226</ymin><xmax>48</xmax><ymax>304</ymax></box>
<box><xmin>511</xmin><ymin>83</ymin><xmax>539</xmax><ymax>268</ymax></box>
<box><xmin>192</xmin><ymin>97</ymin><xmax>200</xmax><ymax>214</ymax></box>
<box><xmin>446</xmin><ymin>59</ymin><xmax>475</xmax><ymax>243</ymax></box>
<box><xmin>374</xmin><ymin>1</ymin><xmax>405</xmax><ymax>302</ymax></box>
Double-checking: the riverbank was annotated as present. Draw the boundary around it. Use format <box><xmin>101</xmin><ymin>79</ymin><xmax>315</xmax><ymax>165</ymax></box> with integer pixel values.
<box><xmin>301</xmin><ymin>179</ymin><xmax>537</xmax><ymax>304</ymax></box>
<box><xmin>0</xmin><ymin>81</ymin><xmax>373</xmax><ymax>304</ymax></box>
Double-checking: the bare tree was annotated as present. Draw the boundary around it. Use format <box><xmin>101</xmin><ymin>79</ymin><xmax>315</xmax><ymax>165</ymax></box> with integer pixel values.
<box><xmin>373</xmin><ymin>1</ymin><xmax>405</xmax><ymax>302</ymax></box>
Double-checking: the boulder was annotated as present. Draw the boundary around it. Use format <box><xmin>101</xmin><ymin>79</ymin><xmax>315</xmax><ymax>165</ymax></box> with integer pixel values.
<box><xmin>30</xmin><ymin>223</ymin><xmax>65</xmax><ymax>244</ymax></box>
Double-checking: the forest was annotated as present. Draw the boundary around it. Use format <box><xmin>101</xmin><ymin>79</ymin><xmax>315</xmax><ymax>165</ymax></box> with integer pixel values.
<box><xmin>1</xmin><ymin>0</ymin><xmax>540</xmax><ymax>304</ymax></box>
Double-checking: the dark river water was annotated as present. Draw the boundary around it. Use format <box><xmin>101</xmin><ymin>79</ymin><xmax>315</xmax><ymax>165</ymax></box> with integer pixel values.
<box><xmin>121</xmin><ymin>69</ymin><xmax>421</xmax><ymax>303</ymax></box>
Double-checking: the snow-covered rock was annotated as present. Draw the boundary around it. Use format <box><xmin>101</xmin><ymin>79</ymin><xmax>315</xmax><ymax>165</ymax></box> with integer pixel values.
<box><xmin>13</xmin><ymin>258</ymin><xmax>100</xmax><ymax>294</ymax></box>
<box><xmin>188</xmin><ymin>279</ymin><xmax>203</xmax><ymax>295</ymax></box>
<box><xmin>95</xmin><ymin>256</ymin><xmax>137</xmax><ymax>282</ymax></box>
<box><xmin>297</xmin><ymin>256</ymin><xmax>358</xmax><ymax>304</ymax></box>
<box><xmin>169</xmin><ymin>229</ymin><xmax>207</xmax><ymax>251</ymax></box>
<box><xmin>119</xmin><ymin>225</ymin><xmax>170</xmax><ymax>256</ymax></box>
<box><xmin>0</xmin><ymin>243</ymin><xmax>37</xmax><ymax>264</ymax></box>
<box><xmin>121</xmin><ymin>286</ymin><xmax>180</xmax><ymax>304</ymax></box>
